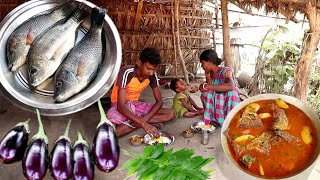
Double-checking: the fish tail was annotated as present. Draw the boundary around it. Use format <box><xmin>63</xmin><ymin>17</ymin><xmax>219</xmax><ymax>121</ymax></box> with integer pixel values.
<box><xmin>72</xmin><ymin>3</ymin><xmax>89</xmax><ymax>22</ymax></box>
<box><xmin>91</xmin><ymin>7</ymin><xmax>106</xmax><ymax>28</ymax></box>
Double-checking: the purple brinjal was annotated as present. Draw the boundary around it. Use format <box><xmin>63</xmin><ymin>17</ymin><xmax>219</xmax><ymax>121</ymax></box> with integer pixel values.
<box><xmin>93</xmin><ymin>100</ymin><xmax>119</xmax><ymax>172</ymax></box>
<box><xmin>73</xmin><ymin>130</ymin><xmax>94</xmax><ymax>180</ymax></box>
<box><xmin>0</xmin><ymin>119</ymin><xmax>30</xmax><ymax>164</ymax></box>
<box><xmin>22</xmin><ymin>109</ymin><xmax>49</xmax><ymax>180</ymax></box>
<box><xmin>49</xmin><ymin>119</ymin><xmax>73</xmax><ymax>180</ymax></box>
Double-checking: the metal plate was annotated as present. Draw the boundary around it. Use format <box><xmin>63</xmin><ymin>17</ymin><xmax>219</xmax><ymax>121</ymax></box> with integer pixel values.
<box><xmin>191</xmin><ymin>121</ymin><xmax>217</xmax><ymax>133</ymax></box>
<box><xmin>143</xmin><ymin>131</ymin><xmax>175</xmax><ymax>146</ymax></box>
<box><xmin>0</xmin><ymin>0</ymin><xmax>122</xmax><ymax>116</ymax></box>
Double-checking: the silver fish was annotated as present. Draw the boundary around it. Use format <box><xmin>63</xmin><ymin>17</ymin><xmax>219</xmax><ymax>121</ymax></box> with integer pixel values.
<box><xmin>28</xmin><ymin>4</ymin><xmax>88</xmax><ymax>87</ymax></box>
<box><xmin>54</xmin><ymin>7</ymin><xmax>106</xmax><ymax>102</ymax></box>
<box><xmin>7</xmin><ymin>1</ymin><xmax>78</xmax><ymax>72</ymax></box>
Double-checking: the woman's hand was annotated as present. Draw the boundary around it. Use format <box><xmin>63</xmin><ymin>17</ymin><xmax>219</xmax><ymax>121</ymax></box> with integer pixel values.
<box><xmin>199</xmin><ymin>83</ymin><xmax>209</xmax><ymax>92</ymax></box>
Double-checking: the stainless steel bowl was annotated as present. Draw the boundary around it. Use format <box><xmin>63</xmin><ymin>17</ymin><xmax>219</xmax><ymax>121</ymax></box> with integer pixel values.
<box><xmin>221</xmin><ymin>94</ymin><xmax>320</xmax><ymax>179</ymax></box>
<box><xmin>0</xmin><ymin>0</ymin><xmax>122</xmax><ymax>116</ymax></box>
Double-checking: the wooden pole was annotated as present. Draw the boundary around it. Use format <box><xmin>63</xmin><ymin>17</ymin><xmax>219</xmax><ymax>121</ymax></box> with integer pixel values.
<box><xmin>171</xmin><ymin>1</ymin><xmax>178</xmax><ymax>78</ymax></box>
<box><xmin>294</xmin><ymin>1</ymin><xmax>320</xmax><ymax>102</ymax></box>
<box><xmin>134</xmin><ymin>0</ymin><xmax>144</xmax><ymax>31</ymax></box>
<box><xmin>174</xmin><ymin>0</ymin><xmax>189</xmax><ymax>84</ymax></box>
<box><xmin>221</xmin><ymin>0</ymin><xmax>232</xmax><ymax>67</ymax></box>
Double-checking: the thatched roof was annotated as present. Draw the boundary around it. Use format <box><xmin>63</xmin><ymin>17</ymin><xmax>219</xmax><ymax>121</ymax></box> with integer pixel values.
<box><xmin>232</xmin><ymin>0</ymin><xmax>315</xmax><ymax>23</ymax></box>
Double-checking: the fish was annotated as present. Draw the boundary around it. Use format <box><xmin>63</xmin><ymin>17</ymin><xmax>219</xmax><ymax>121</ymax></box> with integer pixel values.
<box><xmin>54</xmin><ymin>7</ymin><xmax>106</xmax><ymax>102</ymax></box>
<box><xmin>6</xmin><ymin>1</ymin><xmax>78</xmax><ymax>72</ymax></box>
<box><xmin>28</xmin><ymin>4</ymin><xmax>88</xmax><ymax>87</ymax></box>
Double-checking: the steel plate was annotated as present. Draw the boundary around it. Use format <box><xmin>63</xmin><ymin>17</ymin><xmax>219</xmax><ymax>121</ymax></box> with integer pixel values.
<box><xmin>0</xmin><ymin>0</ymin><xmax>122</xmax><ymax>116</ymax></box>
<box><xmin>143</xmin><ymin>131</ymin><xmax>175</xmax><ymax>146</ymax></box>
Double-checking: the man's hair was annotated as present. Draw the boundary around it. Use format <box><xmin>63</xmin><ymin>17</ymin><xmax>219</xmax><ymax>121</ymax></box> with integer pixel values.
<box><xmin>139</xmin><ymin>47</ymin><xmax>161</xmax><ymax>65</ymax></box>
<box><xmin>200</xmin><ymin>49</ymin><xmax>222</xmax><ymax>65</ymax></box>
<box><xmin>170</xmin><ymin>78</ymin><xmax>180</xmax><ymax>93</ymax></box>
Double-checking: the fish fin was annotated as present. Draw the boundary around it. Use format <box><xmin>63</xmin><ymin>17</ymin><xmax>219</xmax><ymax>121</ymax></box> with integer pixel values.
<box><xmin>76</xmin><ymin>60</ymin><xmax>86</xmax><ymax>77</ymax></box>
<box><xmin>26</xmin><ymin>28</ymin><xmax>33</xmax><ymax>45</ymax></box>
<box><xmin>91</xmin><ymin>7</ymin><xmax>106</xmax><ymax>28</ymax></box>
<box><xmin>50</xmin><ymin>41</ymin><xmax>68</xmax><ymax>61</ymax></box>
<box><xmin>72</xmin><ymin>3</ymin><xmax>89</xmax><ymax>22</ymax></box>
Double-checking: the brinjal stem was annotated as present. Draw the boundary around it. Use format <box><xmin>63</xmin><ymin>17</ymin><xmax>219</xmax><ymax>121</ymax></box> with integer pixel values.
<box><xmin>56</xmin><ymin>119</ymin><xmax>72</xmax><ymax>143</ymax></box>
<box><xmin>74</xmin><ymin>129</ymin><xmax>89</xmax><ymax>148</ymax></box>
<box><xmin>63</xmin><ymin>119</ymin><xmax>72</xmax><ymax>137</ymax></box>
<box><xmin>32</xmin><ymin>109</ymin><xmax>48</xmax><ymax>144</ymax></box>
<box><xmin>97</xmin><ymin>99</ymin><xmax>115</xmax><ymax>130</ymax></box>
<box><xmin>15</xmin><ymin>118</ymin><xmax>30</xmax><ymax>133</ymax></box>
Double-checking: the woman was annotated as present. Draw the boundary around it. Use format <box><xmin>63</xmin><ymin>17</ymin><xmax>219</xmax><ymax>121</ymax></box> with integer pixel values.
<box><xmin>199</xmin><ymin>49</ymin><xmax>240</xmax><ymax>127</ymax></box>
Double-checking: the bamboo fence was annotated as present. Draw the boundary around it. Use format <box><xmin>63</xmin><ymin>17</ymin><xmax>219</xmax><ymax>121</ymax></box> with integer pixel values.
<box><xmin>0</xmin><ymin>0</ymin><xmax>215</xmax><ymax>79</ymax></box>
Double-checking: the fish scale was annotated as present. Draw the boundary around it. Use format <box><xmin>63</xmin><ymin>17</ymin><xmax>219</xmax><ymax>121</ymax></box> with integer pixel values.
<box><xmin>54</xmin><ymin>7</ymin><xmax>106</xmax><ymax>102</ymax></box>
<box><xmin>6</xmin><ymin>2</ymin><xmax>78</xmax><ymax>72</ymax></box>
<box><xmin>28</xmin><ymin>4</ymin><xmax>88</xmax><ymax>87</ymax></box>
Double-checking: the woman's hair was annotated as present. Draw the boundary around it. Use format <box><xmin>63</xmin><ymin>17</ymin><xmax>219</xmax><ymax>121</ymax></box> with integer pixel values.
<box><xmin>200</xmin><ymin>49</ymin><xmax>222</xmax><ymax>65</ymax></box>
<box><xmin>170</xmin><ymin>78</ymin><xmax>180</xmax><ymax>93</ymax></box>
<box><xmin>139</xmin><ymin>47</ymin><xmax>161</xmax><ymax>65</ymax></box>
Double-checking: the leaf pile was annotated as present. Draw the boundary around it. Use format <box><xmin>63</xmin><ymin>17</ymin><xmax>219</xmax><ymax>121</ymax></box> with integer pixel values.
<box><xmin>121</xmin><ymin>144</ymin><xmax>214</xmax><ymax>180</ymax></box>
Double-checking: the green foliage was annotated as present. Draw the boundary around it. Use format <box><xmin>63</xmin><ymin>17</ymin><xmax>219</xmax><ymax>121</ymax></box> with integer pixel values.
<box><xmin>121</xmin><ymin>144</ymin><xmax>215</xmax><ymax>180</ymax></box>
<box><xmin>259</xmin><ymin>26</ymin><xmax>301</xmax><ymax>94</ymax></box>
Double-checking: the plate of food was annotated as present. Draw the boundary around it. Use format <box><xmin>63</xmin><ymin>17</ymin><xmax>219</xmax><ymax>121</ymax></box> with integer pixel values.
<box><xmin>221</xmin><ymin>94</ymin><xmax>320</xmax><ymax>179</ymax></box>
<box><xmin>191</xmin><ymin>121</ymin><xmax>216</xmax><ymax>133</ymax></box>
<box><xmin>143</xmin><ymin>131</ymin><xmax>175</xmax><ymax>146</ymax></box>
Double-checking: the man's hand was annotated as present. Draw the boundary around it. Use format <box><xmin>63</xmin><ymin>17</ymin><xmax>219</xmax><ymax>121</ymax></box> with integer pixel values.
<box><xmin>141</xmin><ymin>122</ymin><xmax>160</xmax><ymax>138</ymax></box>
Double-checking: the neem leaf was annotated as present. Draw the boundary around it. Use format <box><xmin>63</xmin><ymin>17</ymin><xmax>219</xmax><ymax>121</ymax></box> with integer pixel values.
<box><xmin>122</xmin><ymin>145</ymin><xmax>214</xmax><ymax>180</ymax></box>
<box><xmin>186</xmin><ymin>156</ymin><xmax>214</xmax><ymax>169</ymax></box>
<box><xmin>138</xmin><ymin>164</ymin><xmax>159</xmax><ymax>180</ymax></box>
<box><xmin>157</xmin><ymin>148</ymin><xmax>173</xmax><ymax>162</ymax></box>
<box><xmin>142</xmin><ymin>145</ymin><xmax>156</xmax><ymax>157</ymax></box>
<box><xmin>154</xmin><ymin>166</ymin><xmax>171</xmax><ymax>180</ymax></box>
<box><xmin>121</xmin><ymin>158</ymin><xmax>140</xmax><ymax>169</ymax></box>
<box><xmin>150</xmin><ymin>144</ymin><xmax>164</xmax><ymax>159</ymax></box>
<box><xmin>137</xmin><ymin>160</ymin><xmax>155</xmax><ymax>176</ymax></box>
<box><xmin>185</xmin><ymin>168</ymin><xmax>207</xmax><ymax>180</ymax></box>
<box><xmin>172</xmin><ymin>148</ymin><xmax>195</xmax><ymax>160</ymax></box>
<box><xmin>165</xmin><ymin>168</ymin><xmax>181</xmax><ymax>180</ymax></box>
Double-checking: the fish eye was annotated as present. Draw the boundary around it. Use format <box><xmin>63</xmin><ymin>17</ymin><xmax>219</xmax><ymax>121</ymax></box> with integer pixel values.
<box><xmin>30</xmin><ymin>68</ymin><xmax>37</xmax><ymax>75</ymax></box>
<box><xmin>56</xmin><ymin>81</ymin><xmax>63</xmax><ymax>87</ymax></box>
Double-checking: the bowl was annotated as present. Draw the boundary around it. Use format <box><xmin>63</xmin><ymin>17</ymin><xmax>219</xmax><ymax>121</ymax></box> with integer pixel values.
<box><xmin>182</xmin><ymin>129</ymin><xmax>194</xmax><ymax>138</ymax></box>
<box><xmin>0</xmin><ymin>0</ymin><xmax>122</xmax><ymax>116</ymax></box>
<box><xmin>129</xmin><ymin>135</ymin><xmax>143</xmax><ymax>147</ymax></box>
<box><xmin>221</xmin><ymin>94</ymin><xmax>320</xmax><ymax>179</ymax></box>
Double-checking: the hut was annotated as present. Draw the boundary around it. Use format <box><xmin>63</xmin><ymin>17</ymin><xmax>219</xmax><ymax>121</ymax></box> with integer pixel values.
<box><xmin>0</xmin><ymin>0</ymin><xmax>319</xmax><ymax>102</ymax></box>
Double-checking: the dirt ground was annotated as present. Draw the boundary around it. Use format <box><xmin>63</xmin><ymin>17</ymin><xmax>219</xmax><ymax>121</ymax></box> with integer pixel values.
<box><xmin>0</xmin><ymin>85</ymin><xmax>320</xmax><ymax>180</ymax></box>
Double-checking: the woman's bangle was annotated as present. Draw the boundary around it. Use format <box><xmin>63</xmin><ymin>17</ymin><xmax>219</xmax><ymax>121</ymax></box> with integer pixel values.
<box><xmin>202</xmin><ymin>83</ymin><xmax>208</xmax><ymax>90</ymax></box>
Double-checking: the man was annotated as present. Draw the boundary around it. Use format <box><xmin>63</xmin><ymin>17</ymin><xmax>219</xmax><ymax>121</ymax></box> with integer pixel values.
<box><xmin>107</xmin><ymin>48</ymin><xmax>175</xmax><ymax>137</ymax></box>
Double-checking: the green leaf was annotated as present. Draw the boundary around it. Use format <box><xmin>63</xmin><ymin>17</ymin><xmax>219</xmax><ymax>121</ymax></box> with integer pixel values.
<box><xmin>154</xmin><ymin>166</ymin><xmax>171</xmax><ymax>180</ymax></box>
<box><xmin>121</xmin><ymin>158</ymin><xmax>140</xmax><ymax>169</ymax></box>
<box><xmin>122</xmin><ymin>145</ymin><xmax>215</xmax><ymax>180</ymax></box>
<box><xmin>121</xmin><ymin>158</ymin><xmax>141</xmax><ymax>177</ymax></box>
<box><xmin>138</xmin><ymin>164</ymin><xmax>159</xmax><ymax>180</ymax></box>
<box><xmin>150</xmin><ymin>144</ymin><xmax>164</xmax><ymax>159</ymax></box>
<box><xmin>142</xmin><ymin>145</ymin><xmax>156</xmax><ymax>157</ymax></box>
<box><xmin>185</xmin><ymin>170</ymin><xmax>206</xmax><ymax>180</ymax></box>
<box><xmin>157</xmin><ymin>148</ymin><xmax>173</xmax><ymax>163</ymax></box>
<box><xmin>165</xmin><ymin>168</ymin><xmax>181</xmax><ymax>180</ymax></box>
<box><xmin>137</xmin><ymin>160</ymin><xmax>155</xmax><ymax>176</ymax></box>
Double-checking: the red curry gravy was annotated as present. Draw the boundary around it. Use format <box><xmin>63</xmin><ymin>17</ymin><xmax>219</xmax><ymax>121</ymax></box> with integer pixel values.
<box><xmin>227</xmin><ymin>100</ymin><xmax>317</xmax><ymax>178</ymax></box>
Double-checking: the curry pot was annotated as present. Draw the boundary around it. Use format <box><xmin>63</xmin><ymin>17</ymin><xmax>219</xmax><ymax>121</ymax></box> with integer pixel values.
<box><xmin>0</xmin><ymin>0</ymin><xmax>122</xmax><ymax>116</ymax></box>
<box><xmin>221</xmin><ymin>94</ymin><xmax>320</xmax><ymax>179</ymax></box>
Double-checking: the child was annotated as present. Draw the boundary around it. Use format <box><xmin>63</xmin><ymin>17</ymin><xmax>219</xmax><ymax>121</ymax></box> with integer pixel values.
<box><xmin>170</xmin><ymin>78</ymin><xmax>204</xmax><ymax>118</ymax></box>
